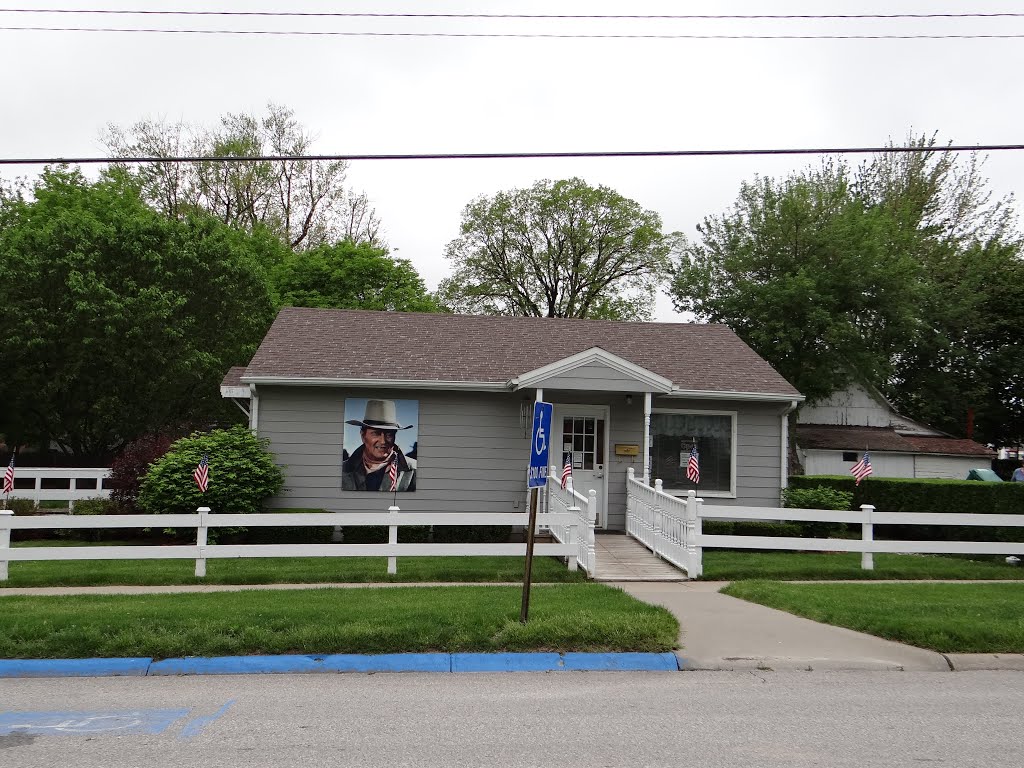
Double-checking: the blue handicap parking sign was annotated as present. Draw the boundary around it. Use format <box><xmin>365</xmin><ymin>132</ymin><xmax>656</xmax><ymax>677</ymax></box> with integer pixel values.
<box><xmin>527</xmin><ymin>401</ymin><xmax>553</xmax><ymax>488</ymax></box>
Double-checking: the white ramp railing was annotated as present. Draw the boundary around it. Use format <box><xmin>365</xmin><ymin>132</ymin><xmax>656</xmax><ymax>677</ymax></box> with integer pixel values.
<box><xmin>625</xmin><ymin>467</ymin><xmax>696</xmax><ymax>575</ymax></box>
<box><xmin>541</xmin><ymin>465</ymin><xmax>597</xmax><ymax>576</ymax></box>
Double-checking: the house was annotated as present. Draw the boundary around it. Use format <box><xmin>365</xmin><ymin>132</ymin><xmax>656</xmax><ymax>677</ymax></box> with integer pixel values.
<box><xmin>221</xmin><ymin>308</ymin><xmax>803</xmax><ymax>530</ymax></box>
<box><xmin>795</xmin><ymin>382</ymin><xmax>995</xmax><ymax>479</ymax></box>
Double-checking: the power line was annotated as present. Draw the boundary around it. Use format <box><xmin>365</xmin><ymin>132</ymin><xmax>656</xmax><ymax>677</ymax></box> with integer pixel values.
<box><xmin>1</xmin><ymin>8</ymin><xmax>1022</xmax><ymax>20</ymax></box>
<box><xmin>4</xmin><ymin>26</ymin><xmax>1024</xmax><ymax>39</ymax></box>
<box><xmin>5</xmin><ymin>144</ymin><xmax>1024</xmax><ymax>166</ymax></box>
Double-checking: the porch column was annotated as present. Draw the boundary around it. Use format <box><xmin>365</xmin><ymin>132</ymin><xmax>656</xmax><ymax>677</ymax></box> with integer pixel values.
<box><xmin>643</xmin><ymin>392</ymin><xmax>652</xmax><ymax>484</ymax></box>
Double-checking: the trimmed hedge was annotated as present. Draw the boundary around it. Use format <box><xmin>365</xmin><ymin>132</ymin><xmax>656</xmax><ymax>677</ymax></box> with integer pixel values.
<box><xmin>788</xmin><ymin>475</ymin><xmax>1024</xmax><ymax>543</ymax></box>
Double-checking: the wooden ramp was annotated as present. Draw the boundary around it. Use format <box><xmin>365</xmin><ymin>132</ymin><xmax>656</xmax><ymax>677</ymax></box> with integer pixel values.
<box><xmin>592</xmin><ymin>532</ymin><xmax>687</xmax><ymax>581</ymax></box>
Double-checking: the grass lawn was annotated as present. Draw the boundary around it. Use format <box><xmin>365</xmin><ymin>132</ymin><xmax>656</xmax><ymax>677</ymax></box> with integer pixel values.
<box><xmin>722</xmin><ymin>581</ymin><xmax>1024</xmax><ymax>653</ymax></box>
<box><xmin>3</xmin><ymin>541</ymin><xmax>585</xmax><ymax>587</ymax></box>
<box><xmin>0</xmin><ymin>584</ymin><xmax>679</xmax><ymax>659</ymax></box>
<box><xmin>702</xmin><ymin>550</ymin><xmax>1024</xmax><ymax>581</ymax></box>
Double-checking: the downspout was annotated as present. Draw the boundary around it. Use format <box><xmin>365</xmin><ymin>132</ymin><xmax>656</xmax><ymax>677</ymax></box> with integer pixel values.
<box><xmin>249</xmin><ymin>384</ymin><xmax>260</xmax><ymax>435</ymax></box>
<box><xmin>780</xmin><ymin>399</ymin><xmax>799</xmax><ymax>489</ymax></box>
<box><xmin>643</xmin><ymin>391</ymin><xmax>652</xmax><ymax>485</ymax></box>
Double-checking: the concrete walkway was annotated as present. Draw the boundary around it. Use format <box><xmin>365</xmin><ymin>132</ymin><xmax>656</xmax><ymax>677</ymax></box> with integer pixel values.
<box><xmin>616</xmin><ymin>580</ymin><xmax>1024</xmax><ymax>672</ymax></box>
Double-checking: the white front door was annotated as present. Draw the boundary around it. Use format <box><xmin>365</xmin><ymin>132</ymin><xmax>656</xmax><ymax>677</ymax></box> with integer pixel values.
<box><xmin>553</xmin><ymin>405</ymin><xmax>609</xmax><ymax>528</ymax></box>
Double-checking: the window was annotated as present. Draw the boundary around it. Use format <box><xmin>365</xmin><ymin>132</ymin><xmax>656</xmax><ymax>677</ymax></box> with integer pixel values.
<box><xmin>842</xmin><ymin>451</ymin><xmax>858</xmax><ymax>462</ymax></box>
<box><xmin>650</xmin><ymin>411</ymin><xmax>735</xmax><ymax>495</ymax></box>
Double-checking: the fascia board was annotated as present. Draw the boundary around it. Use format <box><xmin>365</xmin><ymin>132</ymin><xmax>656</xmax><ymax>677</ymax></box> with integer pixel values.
<box><xmin>220</xmin><ymin>386</ymin><xmax>251</xmax><ymax>399</ymax></box>
<box><xmin>240</xmin><ymin>376</ymin><xmax>510</xmax><ymax>392</ymax></box>
<box><xmin>666</xmin><ymin>389</ymin><xmax>807</xmax><ymax>404</ymax></box>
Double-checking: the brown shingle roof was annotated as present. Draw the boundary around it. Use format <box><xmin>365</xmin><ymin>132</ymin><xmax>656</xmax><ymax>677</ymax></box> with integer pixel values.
<box><xmin>221</xmin><ymin>366</ymin><xmax>248</xmax><ymax>388</ymax></box>
<box><xmin>797</xmin><ymin>425</ymin><xmax>994</xmax><ymax>457</ymax></box>
<box><xmin>240</xmin><ymin>307</ymin><xmax>801</xmax><ymax>397</ymax></box>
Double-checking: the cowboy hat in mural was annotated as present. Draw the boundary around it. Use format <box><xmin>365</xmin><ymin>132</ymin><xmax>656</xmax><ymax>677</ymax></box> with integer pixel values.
<box><xmin>345</xmin><ymin>399</ymin><xmax>415</xmax><ymax>431</ymax></box>
<box><xmin>342</xmin><ymin>398</ymin><xmax>418</xmax><ymax>492</ymax></box>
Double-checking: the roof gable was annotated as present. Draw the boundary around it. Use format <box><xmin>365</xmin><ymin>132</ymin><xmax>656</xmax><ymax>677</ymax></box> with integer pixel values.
<box><xmin>511</xmin><ymin>347</ymin><xmax>674</xmax><ymax>393</ymax></box>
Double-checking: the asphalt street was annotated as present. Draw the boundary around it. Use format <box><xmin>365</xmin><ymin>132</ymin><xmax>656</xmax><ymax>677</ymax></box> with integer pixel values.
<box><xmin>2</xmin><ymin>671</ymin><xmax>1023</xmax><ymax>767</ymax></box>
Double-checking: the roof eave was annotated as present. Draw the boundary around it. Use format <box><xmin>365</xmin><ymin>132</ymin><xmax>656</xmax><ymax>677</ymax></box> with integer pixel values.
<box><xmin>240</xmin><ymin>375</ymin><xmax>510</xmax><ymax>392</ymax></box>
<box><xmin>666</xmin><ymin>389</ymin><xmax>805</xmax><ymax>404</ymax></box>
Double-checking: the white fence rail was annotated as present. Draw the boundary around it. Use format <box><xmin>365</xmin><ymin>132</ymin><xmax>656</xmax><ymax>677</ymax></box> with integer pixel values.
<box><xmin>2</xmin><ymin>467</ymin><xmax>111</xmax><ymax>511</ymax></box>
<box><xmin>625</xmin><ymin>471</ymin><xmax>1024</xmax><ymax>579</ymax></box>
<box><xmin>541</xmin><ymin>465</ymin><xmax>597</xmax><ymax>576</ymax></box>
<box><xmin>0</xmin><ymin>507</ymin><xmax>581</xmax><ymax>581</ymax></box>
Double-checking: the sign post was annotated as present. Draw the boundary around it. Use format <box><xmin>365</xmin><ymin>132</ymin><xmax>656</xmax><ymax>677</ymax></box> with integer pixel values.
<box><xmin>521</xmin><ymin>400</ymin><xmax>552</xmax><ymax>623</ymax></box>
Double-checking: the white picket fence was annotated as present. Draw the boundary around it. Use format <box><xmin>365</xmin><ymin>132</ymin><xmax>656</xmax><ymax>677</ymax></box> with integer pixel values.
<box><xmin>2</xmin><ymin>467</ymin><xmax>111</xmax><ymax>511</ymax></box>
<box><xmin>625</xmin><ymin>468</ymin><xmax>1024</xmax><ymax>579</ymax></box>
<box><xmin>0</xmin><ymin>507</ymin><xmax>581</xmax><ymax>581</ymax></box>
<box><xmin>541</xmin><ymin>465</ymin><xmax>598</xmax><ymax>576</ymax></box>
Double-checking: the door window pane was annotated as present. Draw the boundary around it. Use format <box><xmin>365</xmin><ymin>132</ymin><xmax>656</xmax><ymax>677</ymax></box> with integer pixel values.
<box><xmin>650</xmin><ymin>413</ymin><xmax>733</xmax><ymax>492</ymax></box>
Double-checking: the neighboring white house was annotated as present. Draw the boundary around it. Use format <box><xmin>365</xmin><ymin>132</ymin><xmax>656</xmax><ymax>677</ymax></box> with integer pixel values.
<box><xmin>795</xmin><ymin>382</ymin><xmax>994</xmax><ymax>480</ymax></box>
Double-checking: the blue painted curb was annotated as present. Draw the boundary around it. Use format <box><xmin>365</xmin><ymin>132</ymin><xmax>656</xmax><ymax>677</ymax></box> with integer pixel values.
<box><xmin>0</xmin><ymin>658</ymin><xmax>151</xmax><ymax>678</ymax></box>
<box><xmin>0</xmin><ymin>652</ymin><xmax>680</xmax><ymax>678</ymax></box>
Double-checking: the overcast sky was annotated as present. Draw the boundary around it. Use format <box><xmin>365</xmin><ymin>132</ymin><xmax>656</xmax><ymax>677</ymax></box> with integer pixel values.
<box><xmin>3</xmin><ymin>0</ymin><xmax>1023</xmax><ymax>321</ymax></box>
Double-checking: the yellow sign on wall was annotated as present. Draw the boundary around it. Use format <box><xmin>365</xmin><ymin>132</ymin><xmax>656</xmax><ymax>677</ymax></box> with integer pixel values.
<box><xmin>614</xmin><ymin>444</ymin><xmax>640</xmax><ymax>457</ymax></box>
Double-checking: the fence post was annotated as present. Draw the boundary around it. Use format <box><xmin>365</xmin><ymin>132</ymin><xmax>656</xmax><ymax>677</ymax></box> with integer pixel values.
<box><xmin>195</xmin><ymin>506</ymin><xmax>210</xmax><ymax>578</ymax></box>
<box><xmin>585</xmin><ymin>490</ymin><xmax>598</xmax><ymax>575</ymax></box>
<box><xmin>0</xmin><ymin>509</ymin><xmax>12</xmax><ymax>581</ymax></box>
<box><xmin>652</xmin><ymin>479</ymin><xmax>664</xmax><ymax>558</ymax></box>
<box><xmin>565</xmin><ymin>514</ymin><xmax>578</xmax><ymax>572</ymax></box>
<box><xmin>860</xmin><ymin>504</ymin><xmax>875</xmax><ymax>570</ymax></box>
<box><xmin>684</xmin><ymin>490</ymin><xmax>703</xmax><ymax>579</ymax></box>
<box><xmin>387</xmin><ymin>505</ymin><xmax>400</xmax><ymax>575</ymax></box>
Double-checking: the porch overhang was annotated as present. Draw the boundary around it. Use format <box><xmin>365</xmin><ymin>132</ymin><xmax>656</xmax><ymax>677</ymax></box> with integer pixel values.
<box><xmin>508</xmin><ymin>347</ymin><xmax>674</xmax><ymax>394</ymax></box>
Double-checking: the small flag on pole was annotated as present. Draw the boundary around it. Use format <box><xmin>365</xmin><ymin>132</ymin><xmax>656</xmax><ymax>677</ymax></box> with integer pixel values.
<box><xmin>686</xmin><ymin>442</ymin><xmax>700</xmax><ymax>484</ymax></box>
<box><xmin>388</xmin><ymin>453</ymin><xmax>399</xmax><ymax>492</ymax></box>
<box><xmin>193</xmin><ymin>454</ymin><xmax>209</xmax><ymax>493</ymax></box>
<box><xmin>2</xmin><ymin>455</ymin><xmax>14</xmax><ymax>495</ymax></box>
<box><xmin>850</xmin><ymin>450</ymin><xmax>873</xmax><ymax>486</ymax></box>
<box><xmin>561</xmin><ymin>453</ymin><xmax>572</xmax><ymax>490</ymax></box>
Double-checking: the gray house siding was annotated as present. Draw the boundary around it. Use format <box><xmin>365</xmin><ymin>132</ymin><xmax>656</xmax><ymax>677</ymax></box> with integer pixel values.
<box><xmin>540</xmin><ymin>364</ymin><xmax>654</xmax><ymax>392</ymax></box>
<box><xmin>256</xmin><ymin>386</ymin><xmax>787</xmax><ymax>527</ymax></box>
<box><xmin>258</xmin><ymin>386</ymin><xmax>530</xmax><ymax>514</ymax></box>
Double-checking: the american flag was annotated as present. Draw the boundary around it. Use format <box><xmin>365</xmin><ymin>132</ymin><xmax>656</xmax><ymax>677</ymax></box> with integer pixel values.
<box><xmin>193</xmin><ymin>454</ymin><xmax>209</xmax><ymax>493</ymax></box>
<box><xmin>2</xmin><ymin>454</ymin><xmax>14</xmax><ymax>495</ymax></box>
<box><xmin>850</xmin><ymin>451</ymin><xmax>873</xmax><ymax>486</ymax></box>
<box><xmin>388</xmin><ymin>453</ymin><xmax>399</xmax><ymax>492</ymax></box>
<box><xmin>686</xmin><ymin>443</ymin><xmax>700</xmax><ymax>484</ymax></box>
<box><xmin>560</xmin><ymin>453</ymin><xmax>572</xmax><ymax>490</ymax></box>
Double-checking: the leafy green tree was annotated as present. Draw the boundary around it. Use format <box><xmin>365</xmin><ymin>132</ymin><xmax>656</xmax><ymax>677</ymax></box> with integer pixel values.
<box><xmin>272</xmin><ymin>240</ymin><xmax>440</xmax><ymax>312</ymax></box>
<box><xmin>0</xmin><ymin>168</ymin><xmax>277</xmax><ymax>460</ymax></box>
<box><xmin>138</xmin><ymin>425</ymin><xmax>284</xmax><ymax>515</ymax></box>
<box><xmin>671</xmin><ymin>162</ymin><xmax>923</xmax><ymax>403</ymax></box>
<box><xmin>439</xmin><ymin>178</ymin><xmax>676</xmax><ymax>321</ymax></box>
<box><xmin>104</xmin><ymin>104</ymin><xmax>382</xmax><ymax>250</ymax></box>
<box><xmin>670</xmin><ymin>136</ymin><xmax>1023</xmax><ymax>445</ymax></box>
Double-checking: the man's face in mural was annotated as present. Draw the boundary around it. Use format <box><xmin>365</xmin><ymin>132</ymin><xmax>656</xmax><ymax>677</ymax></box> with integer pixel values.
<box><xmin>361</xmin><ymin>427</ymin><xmax>397</xmax><ymax>463</ymax></box>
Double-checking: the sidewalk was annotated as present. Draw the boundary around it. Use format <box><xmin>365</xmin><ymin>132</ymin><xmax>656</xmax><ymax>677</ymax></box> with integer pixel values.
<box><xmin>615</xmin><ymin>580</ymin><xmax>1024</xmax><ymax>672</ymax></box>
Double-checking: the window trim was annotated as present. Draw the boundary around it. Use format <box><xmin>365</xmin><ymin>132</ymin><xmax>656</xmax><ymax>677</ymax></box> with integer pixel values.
<box><xmin>650</xmin><ymin>408</ymin><xmax>738</xmax><ymax>498</ymax></box>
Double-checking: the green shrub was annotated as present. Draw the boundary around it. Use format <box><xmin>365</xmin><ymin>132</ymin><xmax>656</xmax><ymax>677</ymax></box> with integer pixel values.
<box><xmin>71</xmin><ymin>497</ymin><xmax>119</xmax><ymax>515</ymax></box>
<box><xmin>340</xmin><ymin>525</ymin><xmax>432</xmax><ymax>544</ymax></box>
<box><xmin>782</xmin><ymin>484</ymin><xmax>853</xmax><ymax>538</ymax></box>
<box><xmin>432</xmin><ymin>525</ymin><xmax>513</xmax><ymax>544</ymax></box>
<box><xmin>789</xmin><ymin>475</ymin><xmax>1024</xmax><ymax>542</ymax></box>
<box><xmin>1</xmin><ymin>498</ymin><xmax>38</xmax><ymax>515</ymax></box>
<box><xmin>138</xmin><ymin>425</ymin><xmax>284</xmax><ymax>516</ymax></box>
<box><xmin>702</xmin><ymin>520</ymin><xmax>802</xmax><ymax>538</ymax></box>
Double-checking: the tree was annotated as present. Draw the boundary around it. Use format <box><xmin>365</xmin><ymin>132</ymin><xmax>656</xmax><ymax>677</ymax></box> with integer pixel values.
<box><xmin>271</xmin><ymin>240</ymin><xmax>439</xmax><ymax>312</ymax></box>
<box><xmin>670</xmin><ymin>136</ymin><xmax>1023</xmax><ymax>444</ymax></box>
<box><xmin>103</xmin><ymin>104</ymin><xmax>382</xmax><ymax>250</ymax></box>
<box><xmin>671</xmin><ymin>162</ymin><xmax>924</xmax><ymax>403</ymax></box>
<box><xmin>0</xmin><ymin>168</ymin><xmax>277</xmax><ymax>460</ymax></box>
<box><xmin>438</xmin><ymin>178</ymin><xmax>676</xmax><ymax>321</ymax></box>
